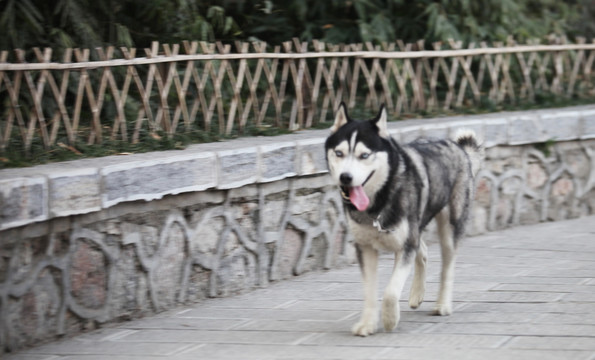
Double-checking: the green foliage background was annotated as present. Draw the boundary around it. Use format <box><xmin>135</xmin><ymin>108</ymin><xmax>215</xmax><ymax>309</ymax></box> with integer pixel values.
<box><xmin>1</xmin><ymin>0</ymin><xmax>593</xmax><ymax>53</ymax></box>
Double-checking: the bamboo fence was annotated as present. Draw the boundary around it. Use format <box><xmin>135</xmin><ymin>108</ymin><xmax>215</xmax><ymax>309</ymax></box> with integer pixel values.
<box><xmin>1</xmin><ymin>36</ymin><xmax>595</xmax><ymax>152</ymax></box>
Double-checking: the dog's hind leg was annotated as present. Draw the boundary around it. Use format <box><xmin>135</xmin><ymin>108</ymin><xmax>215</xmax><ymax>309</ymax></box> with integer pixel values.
<box><xmin>434</xmin><ymin>208</ymin><xmax>457</xmax><ymax>316</ymax></box>
<box><xmin>409</xmin><ymin>237</ymin><xmax>427</xmax><ymax>309</ymax></box>
<box><xmin>382</xmin><ymin>249</ymin><xmax>414</xmax><ymax>331</ymax></box>
<box><xmin>352</xmin><ymin>244</ymin><xmax>379</xmax><ymax>336</ymax></box>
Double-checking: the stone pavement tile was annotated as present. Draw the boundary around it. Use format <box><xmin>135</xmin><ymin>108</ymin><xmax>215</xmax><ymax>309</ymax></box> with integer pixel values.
<box><xmin>424</xmin><ymin>322</ymin><xmax>595</xmax><ymax>337</ymax></box>
<box><xmin>217</xmin><ymin>287</ymin><xmax>366</xmax><ymax>301</ymax></box>
<box><xmin>122</xmin><ymin>316</ymin><xmax>248</xmax><ymax>330</ymax></box>
<box><xmin>522</xmin><ymin>269</ymin><xmax>595</xmax><ymax>278</ymax></box>
<box><xmin>7</xmin><ymin>356</ymin><xmax>166</xmax><ymax>360</ymax></box>
<box><xmin>282</xmin><ymin>300</ymin><xmax>364</xmax><ymax>311</ymax></box>
<box><xmin>505</xmin><ymin>336</ymin><xmax>595</xmax><ymax>351</ymax></box>
<box><xmin>113</xmin><ymin>329</ymin><xmax>311</xmax><ymax>345</ymax></box>
<box><xmin>170</xmin><ymin>344</ymin><xmax>386</xmax><ymax>360</ymax></box>
<box><xmin>493</xmin><ymin>283</ymin><xmax>595</xmax><ymax>293</ymax></box>
<box><xmin>439</xmin><ymin>265</ymin><xmax>529</xmax><ymax>277</ymax></box>
<box><xmin>291</xmin><ymin>271</ymin><xmax>361</xmax><ymax>283</ymax></box>
<box><xmin>176</xmin><ymin>308</ymin><xmax>356</xmax><ymax>321</ymax></box>
<box><xmin>12</xmin><ymin>341</ymin><xmax>190</xmax><ymax>357</ymax></box>
<box><xmin>302</xmin><ymin>332</ymin><xmax>510</xmax><ymax>348</ymax></box>
<box><xmin>452</xmin><ymin>275</ymin><xmax>588</xmax><ymax>285</ymax></box>
<box><xmin>455</xmin><ymin>255</ymin><xmax>574</xmax><ymax>269</ymax></box>
<box><xmin>4</xmin><ymin>355</ymin><xmax>57</xmax><ymax>360</ymax></box>
<box><xmin>405</xmin><ymin>310</ymin><xmax>543</xmax><ymax>324</ymax></box>
<box><xmin>195</xmin><ymin>295</ymin><xmax>309</xmax><ymax>309</ymax></box>
<box><xmin>452</xmin><ymin>291</ymin><xmax>565</xmax><ymax>303</ymax></box>
<box><xmin>561</xmin><ymin>292</ymin><xmax>595</xmax><ymax>302</ymax></box>
<box><xmin>461</xmin><ymin>301</ymin><xmax>595</xmax><ymax>314</ymax></box>
<box><xmin>232</xmin><ymin>318</ymin><xmax>361</xmax><ymax>333</ymax></box>
<box><xmin>516</xmin><ymin>250</ymin><xmax>595</xmax><ymax>261</ymax></box>
<box><xmin>233</xmin><ymin>317</ymin><xmax>434</xmax><ymax>334</ymax></box>
<box><xmin>376</xmin><ymin>347</ymin><xmax>594</xmax><ymax>360</ymax></box>
<box><xmin>536</xmin><ymin>313</ymin><xmax>595</xmax><ymax>325</ymax></box>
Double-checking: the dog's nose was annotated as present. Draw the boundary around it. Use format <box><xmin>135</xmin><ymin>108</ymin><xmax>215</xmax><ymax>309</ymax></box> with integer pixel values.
<box><xmin>340</xmin><ymin>173</ymin><xmax>353</xmax><ymax>185</ymax></box>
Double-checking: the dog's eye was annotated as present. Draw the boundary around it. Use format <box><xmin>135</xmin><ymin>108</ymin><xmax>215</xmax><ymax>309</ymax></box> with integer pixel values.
<box><xmin>359</xmin><ymin>153</ymin><xmax>370</xmax><ymax>160</ymax></box>
<box><xmin>335</xmin><ymin>150</ymin><xmax>344</xmax><ymax>158</ymax></box>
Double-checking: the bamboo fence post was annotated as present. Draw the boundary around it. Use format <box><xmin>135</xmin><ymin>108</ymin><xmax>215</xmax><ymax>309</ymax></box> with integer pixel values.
<box><xmin>567</xmin><ymin>37</ymin><xmax>585</xmax><ymax>97</ymax></box>
<box><xmin>415</xmin><ymin>39</ymin><xmax>429</xmax><ymax>111</ymax></box>
<box><xmin>17</xmin><ymin>48</ymin><xmax>50</xmax><ymax>149</ymax></box>
<box><xmin>122</xmin><ymin>47</ymin><xmax>155</xmax><ymax>143</ymax></box>
<box><xmin>398</xmin><ymin>40</ymin><xmax>424</xmax><ymax>112</ymax></box>
<box><xmin>293</xmin><ymin>38</ymin><xmax>314</xmax><ymax>130</ymax></box>
<box><xmin>191</xmin><ymin>41</ymin><xmax>213</xmax><ymax>132</ymax></box>
<box><xmin>143</xmin><ymin>42</ymin><xmax>160</xmax><ymax>131</ymax></box>
<box><xmin>0</xmin><ymin>50</ymin><xmax>11</xmax><ymax>149</ymax></box>
<box><xmin>514</xmin><ymin>39</ymin><xmax>536</xmax><ymax>101</ymax></box>
<box><xmin>318</xmin><ymin>42</ymin><xmax>341</xmax><ymax>124</ymax></box>
<box><xmin>584</xmin><ymin>39</ymin><xmax>595</xmax><ymax>95</ymax></box>
<box><xmin>359</xmin><ymin>42</ymin><xmax>379</xmax><ymax>109</ymax></box>
<box><xmin>309</xmin><ymin>40</ymin><xmax>325</xmax><ymax>127</ymax></box>
<box><xmin>337</xmin><ymin>43</ymin><xmax>352</xmax><ymax>114</ymax></box>
<box><xmin>148</xmin><ymin>42</ymin><xmax>173</xmax><ymax>134</ymax></box>
<box><xmin>32</xmin><ymin>47</ymin><xmax>75</xmax><ymax>145</ymax></box>
<box><xmin>451</xmin><ymin>41</ymin><xmax>480</xmax><ymax>107</ymax></box>
<box><xmin>1</xmin><ymin>50</ymin><xmax>28</xmax><ymax>149</ymax></box>
<box><xmin>255</xmin><ymin>43</ymin><xmax>281</xmax><ymax>127</ymax></box>
<box><xmin>428</xmin><ymin>42</ymin><xmax>442</xmax><ymax>112</ymax></box>
<box><xmin>73</xmin><ymin>48</ymin><xmax>102</xmax><ymax>144</ymax></box>
<box><xmin>237</xmin><ymin>41</ymin><xmax>261</xmax><ymax>131</ymax></box>
<box><xmin>163</xmin><ymin>43</ymin><xmax>191</xmax><ymax>133</ymax></box>
<box><xmin>199</xmin><ymin>41</ymin><xmax>225</xmax><ymax>135</ymax></box>
<box><xmin>213</xmin><ymin>42</ymin><xmax>236</xmax><ymax>135</ymax></box>
<box><xmin>182</xmin><ymin>41</ymin><xmax>202</xmax><ymax>132</ymax></box>
<box><xmin>279</xmin><ymin>41</ymin><xmax>294</xmax><ymax>129</ymax></box>
<box><xmin>373</xmin><ymin>42</ymin><xmax>393</xmax><ymax>111</ymax></box>
<box><xmin>224</xmin><ymin>41</ymin><xmax>245</xmax><ymax>134</ymax></box>
<box><xmin>96</xmin><ymin>46</ymin><xmax>129</xmax><ymax>141</ymax></box>
<box><xmin>348</xmin><ymin>43</ymin><xmax>363</xmax><ymax>109</ymax></box>
<box><xmin>500</xmin><ymin>39</ymin><xmax>516</xmax><ymax>103</ymax></box>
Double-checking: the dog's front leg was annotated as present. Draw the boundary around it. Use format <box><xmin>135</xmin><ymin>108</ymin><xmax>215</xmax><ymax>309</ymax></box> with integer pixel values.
<box><xmin>409</xmin><ymin>237</ymin><xmax>427</xmax><ymax>309</ymax></box>
<box><xmin>352</xmin><ymin>244</ymin><xmax>379</xmax><ymax>336</ymax></box>
<box><xmin>382</xmin><ymin>249</ymin><xmax>414</xmax><ymax>332</ymax></box>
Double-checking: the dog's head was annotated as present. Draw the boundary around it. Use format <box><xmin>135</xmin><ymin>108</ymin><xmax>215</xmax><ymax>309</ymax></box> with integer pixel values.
<box><xmin>325</xmin><ymin>103</ymin><xmax>392</xmax><ymax>212</ymax></box>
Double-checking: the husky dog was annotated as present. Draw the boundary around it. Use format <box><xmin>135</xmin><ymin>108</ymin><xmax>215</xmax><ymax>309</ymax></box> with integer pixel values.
<box><xmin>325</xmin><ymin>103</ymin><xmax>483</xmax><ymax>336</ymax></box>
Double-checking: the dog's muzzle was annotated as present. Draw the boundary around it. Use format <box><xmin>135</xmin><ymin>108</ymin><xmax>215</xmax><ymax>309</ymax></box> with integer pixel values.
<box><xmin>338</xmin><ymin>170</ymin><xmax>375</xmax><ymax>204</ymax></box>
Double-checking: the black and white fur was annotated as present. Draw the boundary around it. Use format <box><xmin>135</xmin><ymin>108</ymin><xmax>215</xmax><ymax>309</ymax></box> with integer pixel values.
<box><xmin>325</xmin><ymin>103</ymin><xmax>484</xmax><ymax>336</ymax></box>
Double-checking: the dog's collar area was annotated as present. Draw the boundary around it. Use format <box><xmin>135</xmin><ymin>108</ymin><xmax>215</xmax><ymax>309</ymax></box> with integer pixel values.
<box><xmin>362</xmin><ymin>170</ymin><xmax>375</xmax><ymax>187</ymax></box>
<box><xmin>373</xmin><ymin>217</ymin><xmax>394</xmax><ymax>233</ymax></box>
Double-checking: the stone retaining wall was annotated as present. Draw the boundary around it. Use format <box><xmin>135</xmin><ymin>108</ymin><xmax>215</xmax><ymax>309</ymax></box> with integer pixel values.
<box><xmin>1</xmin><ymin>106</ymin><xmax>595</xmax><ymax>352</ymax></box>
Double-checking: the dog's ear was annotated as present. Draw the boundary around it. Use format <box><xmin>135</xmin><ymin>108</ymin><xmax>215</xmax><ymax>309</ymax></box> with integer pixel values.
<box><xmin>330</xmin><ymin>102</ymin><xmax>350</xmax><ymax>133</ymax></box>
<box><xmin>374</xmin><ymin>104</ymin><xmax>390</xmax><ymax>138</ymax></box>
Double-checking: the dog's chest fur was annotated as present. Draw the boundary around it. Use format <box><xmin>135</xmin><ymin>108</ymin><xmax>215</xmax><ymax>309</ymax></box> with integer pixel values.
<box><xmin>347</xmin><ymin>216</ymin><xmax>410</xmax><ymax>252</ymax></box>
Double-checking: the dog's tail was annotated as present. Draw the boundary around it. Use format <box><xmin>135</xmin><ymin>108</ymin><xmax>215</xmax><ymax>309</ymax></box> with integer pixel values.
<box><xmin>453</xmin><ymin>129</ymin><xmax>484</xmax><ymax>177</ymax></box>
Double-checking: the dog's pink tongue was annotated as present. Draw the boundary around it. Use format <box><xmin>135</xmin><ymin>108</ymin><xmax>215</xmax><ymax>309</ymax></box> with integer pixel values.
<box><xmin>349</xmin><ymin>186</ymin><xmax>370</xmax><ymax>211</ymax></box>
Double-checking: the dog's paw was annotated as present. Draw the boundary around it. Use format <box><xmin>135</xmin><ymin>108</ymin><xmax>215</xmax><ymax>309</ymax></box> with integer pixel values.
<box><xmin>408</xmin><ymin>283</ymin><xmax>425</xmax><ymax>309</ymax></box>
<box><xmin>409</xmin><ymin>282</ymin><xmax>426</xmax><ymax>309</ymax></box>
<box><xmin>433</xmin><ymin>303</ymin><xmax>453</xmax><ymax>316</ymax></box>
<box><xmin>381</xmin><ymin>295</ymin><xmax>400</xmax><ymax>331</ymax></box>
<box><xmin>351</xmin><ymin>318</ymin><xmax>377</xmax><ymax>337</ymax></box>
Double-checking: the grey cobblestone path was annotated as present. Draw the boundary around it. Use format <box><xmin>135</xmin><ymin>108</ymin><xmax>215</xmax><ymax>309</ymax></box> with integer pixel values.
<box><xmin>7</xmin><ymin>216</ymin><xmax>595</xmax><ymax>360</ymax></box>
